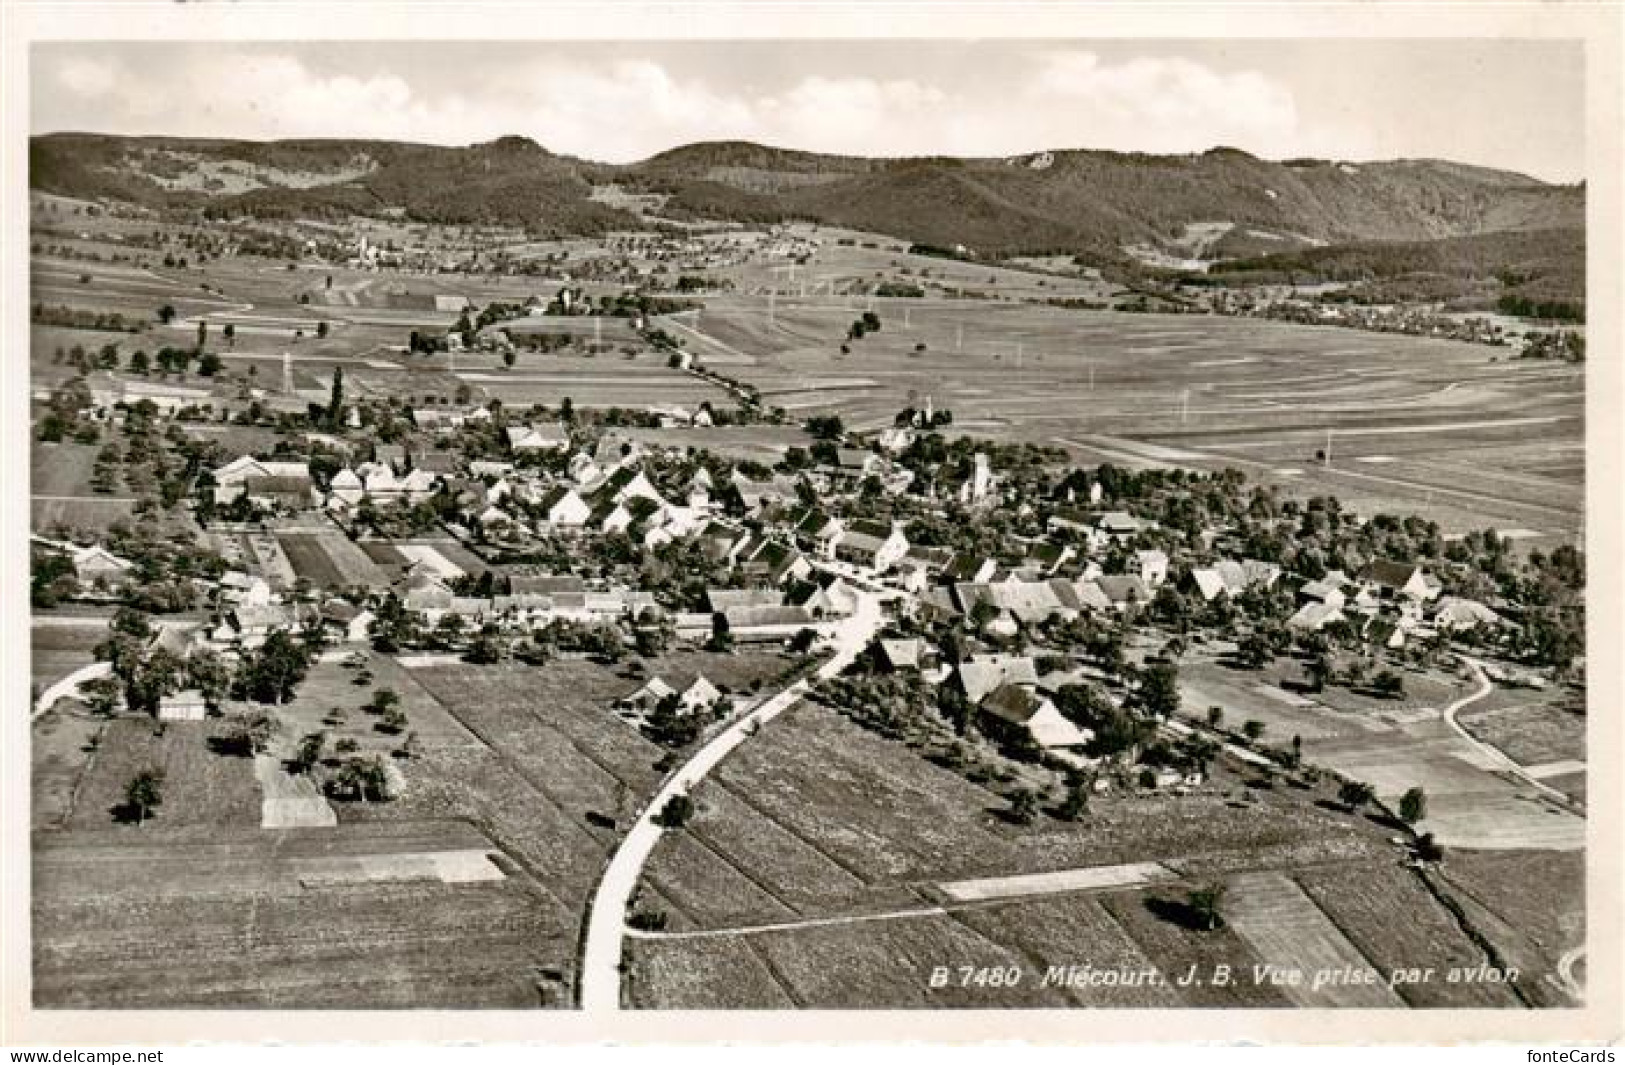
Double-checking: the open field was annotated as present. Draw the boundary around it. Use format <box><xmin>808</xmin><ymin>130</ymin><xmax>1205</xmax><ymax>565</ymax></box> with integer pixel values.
<box><xmin>1431</xmin><ymin>850</ymin><xmax>1585</xmax><ymax>1008</ymax></box>
<box><xmin>1223</xmin><ymin>870</ymin><xmax>1404</xmax><ymax>1007</ymax></box>
<box><xmin>33</xmin><ymin>821</ymin><xmax>561</xmax><ymax>1007</ymax></box>
<box><xmin>625</xmin><ymin>698</ymin><xmax>1534</xmax><ymax>1007</ymax></box>
<box><xmin>61</xmin><ymin>717</ymin><xmax>264</xmax><ymax>833</ymax></box>
<box><xmin>1456</xmin><ymin>690</ymin><xmax>1586</xmax><ymax>768</ymax></box>
<box><xmin>276</xmin><ymin>529</ymin><xmax>392</xmax><ymax>590</ymax></box>
<box><xmin>31</xmin><ymin>649</ymin><xmax>790</xmax><ymax>1007</ymax></box>
<box><xmin>678</xmin><ymin>298</ymin><xmax>1582</xmax><ymax>544</ymax></box>
<box><xmin>30</xmin><ymin>622</ymin><xmax>103</xmax><ymax>692</ymax></box>
<box><xmin>1296</xmin><ymin>860</ymin><xmax>1523</xmax><ymax>1007</ymax></box>
<box><xmin>1177</xmin><ymin>657</ymin><xmax>1584</xmax><ymax>852</ymax></box>
<box><xmin>31</xmin><ymin>706</ymin><xmax>105</xmax><ymax>832</ymax></box>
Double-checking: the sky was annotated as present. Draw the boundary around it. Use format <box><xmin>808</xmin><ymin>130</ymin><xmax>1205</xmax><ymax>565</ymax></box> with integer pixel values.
<box><xmin>31</xmin><ymin>39</ymin><xmax>1587</xmax><ymax>182</ymax></box>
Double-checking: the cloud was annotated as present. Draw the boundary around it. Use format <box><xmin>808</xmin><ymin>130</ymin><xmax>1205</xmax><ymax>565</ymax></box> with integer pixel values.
<box><xmin>54</xmin><ymin>56</ymin><xmax>117</xmax><ymax>98</ymax></box>
<box><xmin>36</xmin><ymin>45</ymin><xmax>1308</xmax><ymax>163</ymax></box>
<box><xmin>1023</xmin><ymin>50</ymin><xmax>1299</xmax><ymax>153</ymax></box>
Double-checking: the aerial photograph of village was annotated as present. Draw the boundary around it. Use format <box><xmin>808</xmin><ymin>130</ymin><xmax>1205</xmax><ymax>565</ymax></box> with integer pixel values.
<box><xmin>23</xmin><ymin>37</ymin><xmax>1588</xmax><ymax>1013</ymax></box>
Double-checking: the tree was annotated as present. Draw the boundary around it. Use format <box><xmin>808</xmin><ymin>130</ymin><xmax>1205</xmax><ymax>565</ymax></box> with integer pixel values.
<box><xmin>1242</xmin><ymin>719</ymin><xmax>1266</xmax><ymax>743</ymax></box>
<box><xmin>1187</xmin><ymin>883</ymin><xmax>1226</xmax><ymax>931</ymax></box>
<box><xmin>198</xmin><ymin>350</ymin><xmax>223</xmax><ymax>376</ymax></box>
<box><xmin>1372</xmin><ymin>669</ymin><xmax>1406</xmax><ymax>699</ymax></box>
<box><xmin>316</xmin><ymin>321</ymin><xmax>330</xmax><ymax>339</ymax></box>
<box><xmin>1058</xmin><ymin>776</ymin><xmax>1093</xmax><ymax>821</ymax></box>
<box><xmin>223</xmin><ymin>323</ymin><xmax>235</xmax><ymax>348</ymax></box>
<box><xmin>1137</xmin><ymin>660</ymin><xmax>1181</xmax><ymax>718</ymax></box>
<box><xmin>292</xmin><ymin>731</ymin><xmax>327</xmax><ymax>774</ymax></box>
<box><xmin>708</xmin><ymin>611</ymin><xmax>733</xmax><ymax>652</ymax></box>
<box><xmin>1399</xmin><ymin>786</ymin><xmax>1428</xmax><ymax>825</ymax></box>
<box><xmin>1007</xmin><ymin>787</ymin><xmax>1040</xmax><ymax>825</ymax></box>
<box><xmin>1339</xmin><ymin>780</ymin><xmax>1376</xmax><ymax>813</ymax></box>
<box><xmin>1236</xmin><ymin>631</ymin><xmax>1274</xmax><ymax>670</ymax></box>
<box><xmin>122</xmin><ymin>768</ymin><xmax>165</xmax><ymax>824</ymax></box>
<box><xmin>225</xmin><ymin>713</ymin><xmax>278</xmax><ymax>756</ymax></box>
<box><xmin>1206</xmin><ymin>705</ymin><xmax>1224</xmax><ymax>729</ymax></box>
<box><xmin>157</xmin><ymin>304</ymin><xmax>176</xmax><ymax>325</ymax></box>
<box><xmin>326</xmin><ymin>368</ymin><xmax>345</xmax><ymax>430</ymax></box>
<box><xmin>654</xmin><ymin>793</ymin><xmax>694</xmax><ymax>829</ymax></box>
<box><xmin>1305</xmin><ymin>653</ymin><xmax>1332</xmax><ymax>693</ymax></box>
<box><xmin>239</xmin><ymin>630</ymin><xmax>311</xmax><ymax>704</ymax></box>
<box><xmin>195</xmin><ymin>319</ymin><xmax>208</xmax><ymax>354</ymax></box>
<box><xmin>129</xmin><ymin>349</ymin><xmax>150</xmax><ymax>375</ymax></box>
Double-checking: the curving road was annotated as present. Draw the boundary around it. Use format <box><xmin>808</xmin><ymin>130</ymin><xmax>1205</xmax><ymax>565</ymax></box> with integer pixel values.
<box><xmin>578</xmin><ymin>589</ymin><xmax>883</xmax><ymax>1011</ymax></box>
<box><xmin>1443</xmin><ymin>657</ymin><xmax>1573</xmax><ymax>806</ymax></box>
<box><xmin>32</xmin><ymin>661</ymin><xmax>112</xmax><ymax>723</ymax></box>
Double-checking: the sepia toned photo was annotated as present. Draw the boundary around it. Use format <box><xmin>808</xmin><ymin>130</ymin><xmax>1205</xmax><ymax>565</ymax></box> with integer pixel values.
<box><xmin>5</xmin><ymin>3</ymin><xmax>1621</xmax><ymax>1047</ymax></box>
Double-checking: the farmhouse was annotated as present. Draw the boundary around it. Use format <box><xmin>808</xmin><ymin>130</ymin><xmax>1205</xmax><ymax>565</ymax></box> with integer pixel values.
<box><xmin>1363</xmin><ymin>560</ymin><xmax>1443</xmax><ymax>603</ymax></box>
<box><xmin>980</xmin><ymin>683</ymin><xmax>1093</xmax><ymax>753</ymax></box>
<box><xmin>954</xmin><ymin>654</ymin><xmax>1041</xmax><ymax>705</ymax></box>
<box><xmin>1095</xmin><ymin>575</ymin><xmax>1150</xmax><ymax>610</ymax></box>
<box><xmin>720</xmin><ymin>604</ymin><xmax>819</xmax><ymax>643</ymax></box>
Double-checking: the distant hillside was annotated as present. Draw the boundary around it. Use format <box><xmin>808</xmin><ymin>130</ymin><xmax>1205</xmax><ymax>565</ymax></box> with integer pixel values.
<box><xmin>31</xmin><ymin>133</ymin><xmax>1584</xmax><ymax>262</ymax></box>
<box><xmin>626</xmin><ymin>143</ymin><xmax>1583</xmax><ymax>259</ymax></box>
<box><xmin>30</xmin><ymin>133</ymin><xmax>636</xmax><ymax>235</ymax></box>
<box><xmin>1205</xmin><ymin>226</ymin><xmax>1585</xmax><ymax>305</ymax></box>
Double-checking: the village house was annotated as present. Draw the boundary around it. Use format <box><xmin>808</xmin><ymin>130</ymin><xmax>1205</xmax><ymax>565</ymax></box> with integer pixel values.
<box><xmin>69</xmin><ymin>543</ymin><xmax>134</xmax><ymax>585</ymax></box>
<box><xmin>1131</xmin><ymin>549</ymin><xmax>1170</xmax><ymax>587</ymax></box>
<box><xmin>211</xmin><ymin>456</ymin><xmax>313</xmax><ymax>506</ymax></box>
<box><xmin>833</xmin><ymin>519</ymin><xmax>909</xmax><ymax>574</ymax></box>
<box><xmin>218</xmin><ymin>571</ymin><xmax>275</xmax><ymax>607</ymax></box>
<box><xmin>619</xmin><ymin>673</ymin><xmax>723</xmax><ymax>716</ymax></box>
<box><xmin>213</xmin><ymin>603</ymin><xmax>296</xmax><ymax>649</ymax></box>
<box><xmin>507</xmin><ymin>423</ymin><xmax>571</xmax><ymax>453</ymax></box>
<box><xmin>536</xmin><ymin>485</ymin><xmax>592</xmax><ymax>528</ymax></box>
<box><xmin>156</xmin><ymin>689</ymin><xmax>209</xmax><ymax>722</ymax></box>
